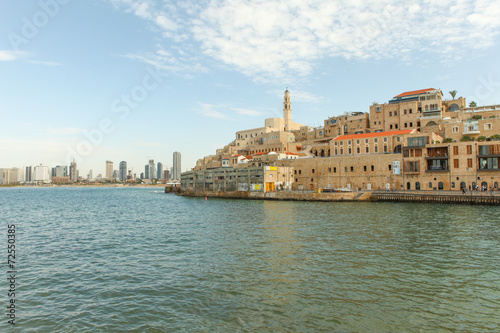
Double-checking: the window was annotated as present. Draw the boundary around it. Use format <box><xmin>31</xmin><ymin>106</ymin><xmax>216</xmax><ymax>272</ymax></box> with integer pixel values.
<box><xmin>415</xmin><ymin>149</ymin><xmax>422</xmax><ymax>157</ymax></box>
<box><xmin>312</xmin><ymin>169</ymin><xmax>315</xmax><ymax>173</ymax></box>
<box><xmin>365</xmin><ymin>139</ymin><xmax>369</xmax><ymax>143</ymax></box>
<box><xmin>467</xmin><ymin>159</ymin><xmax>473</xmax><ymax>168</ymax></box>
<box><xmin>366</xmin><ymin>146</ymin><xmax>369</xmax><ymax>153</ymax></box>
<box><xmin>404</xmin><ymin>109</ymin><xmax>407</xmax><ymax>114</ymax></box>
<box><xmin>395</xmin><ymin>111</ymin><xmax>398</xmax><ymax>116</ymax></box>
<box><xmin>375</xmin><ymin>145</ymin><xmax>378</xmax><ymax>153</ymax></box>
<box><xmin>408</xmin><ymin>137</ymin><xmax>426</xmax><ymax>147</ymax></box>
<box><xmin>429</xmin><ymin>182</ymin><xmax>433</xmax><ymax>189</ymax></box>
<box><xmin>404</xmin><ymin>123</ymin><xmax>408</xmax><ymax>128</ymax></box>
<box><xmin>388</xmin><ymin>164</ymin><xmax>392</xmax><ymax>171</ymax></box>
<box><xmin>374</xmin><ymin>138</ymin><xmax>378</xmax><ymax>143</ymax></box>
<box><xmin>348</xmin><ymin>147</ymin><xmax>352</xmax><ymax>154</ymax></box>
<box><xmin>364</xmin><ymin>166</ymin><xmax>367</xmax><ymax>172</ymax></box>
<box><xmin>485</xmin><ymin>123</ymin><xmax>492</xmax><ymax>130</ymax></box>
<box><xmin>294</xmin><ymin>170</ymin><xmax>297</xmax><ymax>174</ymax></box>
<box><xmin>345</xmin><ymin>166</ymin><xmax>348</xmax><ymax>172</ymax></box>
<box><xmin>453</xmin><ymin>146</ymin><xmax>459</xmax><ymax>155</ymax></box>
<box><xmin>389</xmin><ymin>111</ymin><xmax>392</xmax><ymax>116</ymax></box>
<box><xmin>454</xmin><ymin>159</ymin><xmax>459</xmax><ymax>168</ymax></box>
<box><xmin>334</xmin><ymin>167</ymin><xmax>337</xmax><ymax>173</ymax></box>
<box><xmin>452</xmin><ymin>126</ymin><xmax>459</xmax><ymax>133</ymax></box>
<box><xmin>357</xmin><ymin>140</ymin><xmax>360</xmax><ymax>144</ymax></box>
<box><xmin>467</xmin><ymin>145</ymin><xmax>472</xmax><ymax>154</ymax></box>
<box><xmin>340</xmin><ymin>148</ymin><xmax>344</xmax><ymax>155</ymax></box>
<box><xmin>395</xmin><ymin>124</ymin><xmax>398</xmax><ymax>129</ymax></box>
<box><xmin>390</xmin><ymin>125</ymin><xmax>393</xmax><ymax>129</ymax></box>
<box><xmin>350</xmin><ymin>166</ymin><xmax>354</xmax><ymax>172</ymax></box>
<box><xmin>329</xmin><ymin>167</ymin><xmax>331</xmax><ymax>172</ymax></box>
<box><xmin>384</xmin><ymin>145</ymin><xmax>388</xmax><ymax>153</ymax></box>
<box><xmin>371</xmin><ymin>165</ymin><xmax>374</xmax><ymax>171</ymax></box>
<box><xmin>357</xmin><ymin>147</ymin><xmax>360</xmax><ymax>154</ymax></box>
<box><xmin>384</xmin><ymin>138</ymin><xmax>388</xmax><ymax>142</ymax></box>
<box><xmin>409</xmin><ymin>122</ymin><xmax>413</xmax><ymax>127</ymax></box>
<box><xmin>299</xmin><ymin>170</ymin><xmax>302</xmax><ymax>174</ymax></box>
<box><xmin>409</xmin><ymin>109</ymin><xmax>413</xmax><ymax>114</ymax></box>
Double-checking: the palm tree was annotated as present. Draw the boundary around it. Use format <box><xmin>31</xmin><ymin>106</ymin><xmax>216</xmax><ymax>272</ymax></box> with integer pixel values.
<box><xmin>469</xmin><ymin>101</ymin><xmax>477</xmax><ymax>107</ymax></box>
<box><xmin>449</xmin><ymin>90</ymin><xmax>457</xmax><ymax>99</ymax></box>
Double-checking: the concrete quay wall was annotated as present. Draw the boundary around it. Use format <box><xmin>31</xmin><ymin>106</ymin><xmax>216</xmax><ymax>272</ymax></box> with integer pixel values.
<box><xmin>179</xmin><ymin>189</ymin><xmax>371</xmax><ymax>202</ymax></box>
<box><xmin>179</xmin><ymin>189</ymin><xmax>500</xmax><ymax>205</ymax></box>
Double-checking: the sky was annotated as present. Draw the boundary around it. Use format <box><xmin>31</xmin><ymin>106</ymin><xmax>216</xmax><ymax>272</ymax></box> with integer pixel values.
<box><xmin>1</xmin><ymin>0</ymin><xmax>500</xmax><ymax>177</ymax></box>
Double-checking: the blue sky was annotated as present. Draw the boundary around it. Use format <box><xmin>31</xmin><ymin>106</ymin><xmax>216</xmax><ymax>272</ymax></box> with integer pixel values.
<box><xmin>1</xmin><ymin>0</ymin><xmax>500</xmax><ymax>177</ymax></box>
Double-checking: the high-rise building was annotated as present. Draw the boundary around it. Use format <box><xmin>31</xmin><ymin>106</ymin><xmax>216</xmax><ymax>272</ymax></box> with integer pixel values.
<box><xmin>33</xmin><ymin>164</ymin><xmax>51</xmax><ymax>184</ymax></box>
<box><xmin>113</xmin><ymin>170</ymin><xmax>118</xmax><ymax>179</ymax></box>
<box><xmin>149</xmin><ymin>159</ymin><xmax>156</xmax><ymax>179</ymax></box>
<box><xmin>157</xmin><ymin>162</ymin><xmax>163</xmax><ymax>179</ymax></box>
<box><xmin>69</xmin><ymin>160</ymin><xmax>77</xmax><ymax>182</ymax></box>
<box><xmin>88</xmin><ymin>170</ymin><xmax>93</xmax><ymax>180</ymax></box>
<box><xmin>53</xmin><ymin>165</ymin><xmax>68</xmax><ymax>177</ymax></box>
<box><xmin>140</xmin><ymin>172</ymin><xmax>144</xmax><ymax>179</ymax></box>
<box><xmin>173</xmin><ymin>151</ymin><xmax>181</xmax><ymax>180</ymax></box>
<box><xmin>144</xmin><ymin>164</ymin><xmax>149</xmax><ymax>180</ymax></box>
<box><xmin>25</xmin><ymin>165</ymin><xmax>34</xmax><ymax>183</ymax></box>
<box><xmin>119</xmin><ymin>161</ymin><xmax>127</xmax><ymax>181</ymax></box>
<box><xmin>106</xmin><ymin>161</ymin><xmax>113</xmax><ymax>179</ymax></box>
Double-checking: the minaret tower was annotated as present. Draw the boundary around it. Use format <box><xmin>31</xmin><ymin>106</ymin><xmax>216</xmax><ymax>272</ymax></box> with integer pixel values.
<box><xmin>283</xmin><ymin>89</ymin><xmax>291</xmax><ymax>131</ymax></box>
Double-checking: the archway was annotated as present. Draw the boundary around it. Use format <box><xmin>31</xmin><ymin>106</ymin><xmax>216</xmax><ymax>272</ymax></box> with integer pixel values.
<box><xmin>394</xmin><ymin>145</ymin><xmax>402</xmax><ymax>153</ymax></box>
<box><xmin>438</xmin><ymin>182</ymin><xmax>444</xmax><ymax>190</ymax></box>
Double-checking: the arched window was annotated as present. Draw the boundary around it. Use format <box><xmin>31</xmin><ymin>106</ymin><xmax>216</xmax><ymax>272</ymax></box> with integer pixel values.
<box><xmin>438</xmin><ymin>182</ymin><xmax>444</xmax><ymax>190</ymax></box>
<box><xmin>394</xmin><ymin>145</ymin><xmax>402</xmax><ymax>153</ymax></box>
<box><xmin>451</xmin><ymin>182</ymin><xmax>455</xmax><ymax>188</ymax></box>
<box><xmin>416</xmin><ymin>182</ymin><xmax>421</xmax><ymax>190</ymax></box>
<box><xmin>449</xmin><ymin>103</ymin><xmax>460</xmax><ymax>111</ymax></box>
<box><xmin>495</xmin><ymin>182</ymin><xmax>499</xmax><ymax>189</ymax></box>
<box><xmin>407</xmin><ymin>182</ymin><xmax>411</xmax><ymax>190</ymax></box>
<box><xmin>429</xmin><ymin>182</ymin><xmax>433</xmax><ymax>189</ymax></box>
<box><xmin>460</xmin><ymin>181</ymin><xmax>466</xmax><ymax>189</ymax></box>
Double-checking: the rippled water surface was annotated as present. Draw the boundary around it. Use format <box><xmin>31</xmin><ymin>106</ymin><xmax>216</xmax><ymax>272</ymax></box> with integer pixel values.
<box><xmin>1</xmin><ymin>187</ymin><xmax>499</xmax><ymax>332</ymax></box>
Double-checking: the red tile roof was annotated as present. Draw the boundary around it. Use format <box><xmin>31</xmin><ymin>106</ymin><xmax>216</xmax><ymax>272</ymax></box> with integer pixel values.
<box><xmin>394</xmin><ymin>88</ymin><xmax>435</xmax><ymax>98</ymax></box>
<box><xmin>332</xmin><ymin>129</ymin><xmax>414</xmax><ymax>141</ymax></box>
<box><xmin>253</xmin><ymin>152</ymin><xmax>266</xmax><ymax>156</ymax></box>
<box><xmin>285</xmin><ymin>152</ymin><xmax>298</xmax><ymax>155</ymax></box>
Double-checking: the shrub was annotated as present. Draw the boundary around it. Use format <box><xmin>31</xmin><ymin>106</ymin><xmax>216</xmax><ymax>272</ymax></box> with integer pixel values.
<box><xmin>477</xmin><ymin>136</ymin><xmax>487</xmax><ymax>142</ymax></box>
<box><xmin>443</xmin><ymin>138</ymin><xmax>453</xmax><ymax>143</ymax></box>
<box><xmin>461</xmin><ymin>136</ymin><xmax>474</xmax><ymax>142</ymax></box>
<box><xmin>471</xmin><ymin>115</ymin><xmax>483</xmax><ymax>120</ymax></box>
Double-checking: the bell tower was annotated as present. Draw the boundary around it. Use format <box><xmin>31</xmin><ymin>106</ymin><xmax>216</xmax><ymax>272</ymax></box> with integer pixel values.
<box><xmin>283</xmin><ymin>89</ymin><xmax>291</xmax><ymax>131</ymax></box>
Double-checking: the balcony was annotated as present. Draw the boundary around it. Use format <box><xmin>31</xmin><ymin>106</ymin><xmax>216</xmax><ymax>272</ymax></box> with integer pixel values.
<box><xmin>463</xmin><ymin>121</ymin><xmax>479</xmax><ymax>135</ymax></box>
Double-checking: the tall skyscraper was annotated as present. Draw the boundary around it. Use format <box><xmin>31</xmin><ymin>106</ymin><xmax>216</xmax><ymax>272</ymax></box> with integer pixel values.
<box><xmin>149</xmin><ymin>159</ymin><xmax>156</xmax><ymax>180</ymax></box>
<box><xmin>157</xmin><ymin>162</ymin><xmax>163</xmax><ymax>179</ymax></box>
<box><xmin>69</xmin><ymin>160</ymin><xmax>77</xmax><ymax>182</ymax></box>
<box><xmin>53</xmin><ymin>165</ymin><xmax>68</xmax><ymax>177</ymax></box>
<box><xmin>25</xmin><ymin>165</ymin><xmax>34</xmax><ymax>183</ymax></box>
<box><xmin>119</xmin><ymin>161</ymin><xmax>127</xmax><ymax>181</ymax></box>
<box><xmin>144</xmin><ymin>164</ymin><xmax>149</xmax><ymax>180</ymax></box>
<box><xmin>33</xmin><ymin>164</ymin><xmax>51</xmax><ymax>184</ymax></box>
<box><xmin>105</xmin><ymin>161</ymin><xmax>113</xmax><ymax>179</ymax></box>
<box><xmin>173</xmin><ymin>151</ymin><xmax>181</xmax><ymax>180</ymax></box>
<box><xmin>88</xmin><ymin>170</ymin><xmax>93</xmax><ymax>180</ymax></box>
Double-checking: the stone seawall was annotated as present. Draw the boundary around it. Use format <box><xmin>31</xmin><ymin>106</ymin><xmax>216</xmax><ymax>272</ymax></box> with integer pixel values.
<box><xmin>178</xmin><ymin>190</ymin><xmax>499</xmax><ymax>205</ymax></box>
<box><xmin>179</xmin><ymin>190</ymin><xmax>372</xmax><ymax>202</ymax></box>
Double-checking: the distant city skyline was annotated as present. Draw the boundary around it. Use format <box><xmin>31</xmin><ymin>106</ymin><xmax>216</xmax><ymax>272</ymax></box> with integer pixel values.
<box><xmin>1</xmin><ymin>1</ymin><xmax>500</xmax><ymax>173</ymax></box>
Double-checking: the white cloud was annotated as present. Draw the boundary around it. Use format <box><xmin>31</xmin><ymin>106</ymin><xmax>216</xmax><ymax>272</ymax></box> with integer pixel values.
<box><xmin>198</xmin><ymin>103</ymin><xmax>227</xmax><ymax>119</ymax></box>
<box><xmin>0</xmin><ymin>50</ymin><xmax>27</xmax><ymax>61</ymax></box>
<box><xmin>111</xmin><ymin>0</ymin><xmax>500</xmax><ymax>82</ymax></box>
<box><xmin>41</xmin><ymin>127</ymin><xmax>86</xmax><ymax>135</ymax></box>
<box><xmin>27</xmin><ymin>60</ymin><xmax>63</xmax><ymax>67</ymax></box>
<box><xmin>232</xmin><ymin>108</ymin><xmax>264</xmax><ymax>116</ymax></box>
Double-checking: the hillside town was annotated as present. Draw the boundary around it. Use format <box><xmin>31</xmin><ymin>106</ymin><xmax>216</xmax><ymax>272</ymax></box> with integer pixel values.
<box><xmin>182</xmin><ymin>89</ymin><xmax>500</xmax><ymax>193</ymax></box>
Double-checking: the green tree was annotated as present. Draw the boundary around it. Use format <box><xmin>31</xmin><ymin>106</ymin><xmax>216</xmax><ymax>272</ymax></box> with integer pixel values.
<box><xmin>443</xmin><ymin>138</ymin><xmax>453</xmax><ymax>143</ymax></box>
<box><xmin>469</xmin><ymin>101</ymin><xmax>477</xmax><ymax>107</ymax></box>
<box><xmin>449</xmin><ymin>90</ymin><xmax>457</xmax><ymax>99</ymax></box>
